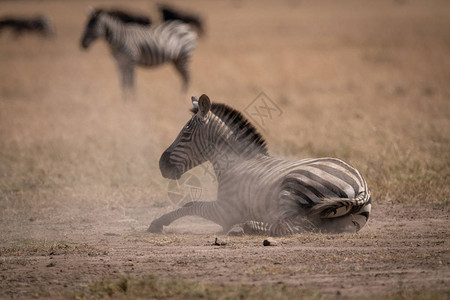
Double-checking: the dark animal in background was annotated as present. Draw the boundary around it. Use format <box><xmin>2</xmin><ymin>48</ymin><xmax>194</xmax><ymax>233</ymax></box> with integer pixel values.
<box><xmin>80</xmin><ymin>8</ymin><xmax>197</xmax><ymax>100</ymax></box>
<box><xmin>105</xmin><ymin>9</ymin><xmax>152</xmax><ymax>26</ymax></box>
<box><xmin>0</xmin><ymin>16</ymin><xmax>53</xmax><ymax>37</ymax></box>
<box><xmin>159</xmin><ymin>4</ymin><xmax>205</xmax><ymax>36</ymax></box>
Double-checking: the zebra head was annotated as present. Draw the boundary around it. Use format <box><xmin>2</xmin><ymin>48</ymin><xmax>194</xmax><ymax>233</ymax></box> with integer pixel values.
<box><xmin>159</xmin><ymin>95</ymin><xmax>213</xmax><ymax>179</ymax></box>
<box><xmin>80</xmin><ymin>9</ymin><xmax>105</xmax><ymax>49</ymax></box>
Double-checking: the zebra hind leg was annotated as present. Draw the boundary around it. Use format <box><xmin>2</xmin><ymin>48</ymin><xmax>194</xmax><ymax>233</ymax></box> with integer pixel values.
<box><xmin>317</xmin><ymin>201</ymin><xmax>372</xmax><ymax>233</ymax></box>
<box><xmin>228</xmin><ymin>219</ymin><xmax>302</xmax><ymax>237</ymax></box>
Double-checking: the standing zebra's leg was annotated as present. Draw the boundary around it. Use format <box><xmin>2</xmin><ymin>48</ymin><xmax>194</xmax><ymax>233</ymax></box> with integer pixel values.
<box><xmin>148</xmin><ymin>201</ymin><xmax>229</xmax><ymax>233</ymax></box>
<box><xmin>117</xmin><ymin>59</ymin><xmax>136</xmax><ymax>100</ymax></box>
<box><xmin>173</xmin><ymin>56</ymin><xmax>190</xmax><ymax>91</ymax></box>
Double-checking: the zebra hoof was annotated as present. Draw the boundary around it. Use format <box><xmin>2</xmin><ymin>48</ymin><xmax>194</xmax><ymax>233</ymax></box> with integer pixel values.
<box><xmin>147</xmin><ymin>222</ymin><xmax>163</xmax><ymax>233</ymax></box>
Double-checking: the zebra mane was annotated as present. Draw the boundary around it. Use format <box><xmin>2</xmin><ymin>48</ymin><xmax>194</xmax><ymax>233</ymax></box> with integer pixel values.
<box><xmin>191</xmin><ymin>103</ymin><xmax>268</xmax><ymax>155</ymax></box>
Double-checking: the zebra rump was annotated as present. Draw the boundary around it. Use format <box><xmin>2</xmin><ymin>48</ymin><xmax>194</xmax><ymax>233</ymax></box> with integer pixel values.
<box><xmin>159</xmin><ymin>4</ymin><xmax>204</xmax><ymax>36</ymax></box>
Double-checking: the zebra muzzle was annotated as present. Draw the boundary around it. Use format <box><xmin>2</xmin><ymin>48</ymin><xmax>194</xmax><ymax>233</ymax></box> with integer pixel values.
<box><xmin>159</xmin><ymin>151</ymin><xmax>182</xmax><ymax>179</ymax></box>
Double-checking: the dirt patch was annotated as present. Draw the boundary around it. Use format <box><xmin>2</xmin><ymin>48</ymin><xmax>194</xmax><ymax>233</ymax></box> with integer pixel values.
<box><xmin>0</xmin><ymin>204</ymin><xmax>448</xmax><ymax>299</ymax></box>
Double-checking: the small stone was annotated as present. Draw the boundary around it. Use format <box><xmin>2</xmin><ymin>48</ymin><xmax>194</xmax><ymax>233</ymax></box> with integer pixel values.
<box><xmin>263</xmin><ymin>238</ymin><xmax>278</xmax><ymax>246</ymax></box>
<box><xmin>214</xmin><ymin>237</ymin><xmax>227</xmax><ymax>246</ymax></box>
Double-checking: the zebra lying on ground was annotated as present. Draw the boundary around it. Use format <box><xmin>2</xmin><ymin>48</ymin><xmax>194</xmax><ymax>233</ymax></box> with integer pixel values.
<box><xmin>80</xmin><ymin>8</ymin><xmax>198</xmax><ymax>99</ymax></box>
<box><xmin>0</xmin><ymin>16</ymin><xmax>53</xmax><ymax>37</ymax></box>
<box><xmin>149</xmin><ymin>94</ymin><xmax>372</xmax><ymax>236</ymax></box>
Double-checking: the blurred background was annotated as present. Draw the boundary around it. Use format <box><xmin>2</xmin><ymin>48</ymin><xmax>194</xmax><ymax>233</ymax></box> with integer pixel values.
<box><xmin>0</xmin><ymin>0</ymin><xmax>449</xmax><ymax>237</ymax></box>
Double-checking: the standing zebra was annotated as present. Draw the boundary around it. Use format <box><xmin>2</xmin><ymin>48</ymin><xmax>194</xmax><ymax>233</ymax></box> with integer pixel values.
<box><xmin>149</xmin><ymin>94</ymin><xmax>372</xmax><ymax>236</ymax></box>
<box><xmin>80</xmin><ymin>9</ymin><xmax>197</xmax><ymax>99</ymax></box>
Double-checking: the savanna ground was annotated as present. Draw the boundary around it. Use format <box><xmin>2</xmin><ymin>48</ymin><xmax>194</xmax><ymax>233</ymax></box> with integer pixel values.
<box><xmin>0</xmin><ymin>0</ymin><xmax>449</xmax><ymax>299</ymax></box>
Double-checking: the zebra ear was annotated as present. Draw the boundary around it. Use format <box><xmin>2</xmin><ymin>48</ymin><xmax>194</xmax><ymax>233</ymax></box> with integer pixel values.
<box><xmin>198</xmin><ymin>94</ymin><xmax>211</xmax><ymax>118</ymax></box>
<box><xmin>86</xmin><ymin>6</ymin><xmax>94</xmax><ymax>15</ymax></box>
<box><xmin>191</xmin><ymin>96</ymin><xmax>199</xmax><ymax>109</ymax></box>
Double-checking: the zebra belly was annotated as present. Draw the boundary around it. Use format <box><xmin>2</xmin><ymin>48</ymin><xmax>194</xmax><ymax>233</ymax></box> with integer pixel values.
<box><xmin>130</xmin><ymin>41</ymin><xmax>166</xmax><ymax>67</ymax></box>
<box><xmin>138</xmin><ymin>56</ymin><xmax>166</xmax><ymax>67</ymax></box>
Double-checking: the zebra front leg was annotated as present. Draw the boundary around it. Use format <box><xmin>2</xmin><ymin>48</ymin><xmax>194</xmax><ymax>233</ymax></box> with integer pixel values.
<box><xmin>148</xmin><ymin>201</ymin><xmax>227</xmax><ymax>233</ymax></box>
<box><xmin>118</xmin><ymin>61</ymin><xmax>135</xmax><ymax>100</ymax></box>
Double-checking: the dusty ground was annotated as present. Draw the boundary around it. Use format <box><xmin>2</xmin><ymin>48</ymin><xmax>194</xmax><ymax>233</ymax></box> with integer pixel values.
<box><xmin>0</xmin><ymin>204</ymin><xmax>449</xmax><ymax>299</ymax></box>
<box><xmin>0</xmin><ymin>0</ymin><xmax>449</xmax><ymax>299</ymax></box>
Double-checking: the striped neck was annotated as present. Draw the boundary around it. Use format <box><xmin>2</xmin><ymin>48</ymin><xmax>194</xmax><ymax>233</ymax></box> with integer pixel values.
<box><xmin>193</xmin><ymin>103</ymin><xmax>269</xmax><ymax>178</ymax></box>
<box><xmin>99</xmin><ymin>14</ymin><xmax>126</xmax><ymax>48</ymax></box>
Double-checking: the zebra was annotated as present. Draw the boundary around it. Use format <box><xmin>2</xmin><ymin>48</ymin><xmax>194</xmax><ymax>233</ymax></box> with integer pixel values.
<box><xmin>80</xmin><ymin>8</ymin><xmax>198</xmax><ymax>99</ymax></box>
<box><xmin>148</xmin><ymin>94</ymin><xmax>372</xmax><ymax>236</ymax></box>
<box><xmin>0</xmin><ymin>16</ymin><xmax>53</xmax><ymax>38</ymax></box>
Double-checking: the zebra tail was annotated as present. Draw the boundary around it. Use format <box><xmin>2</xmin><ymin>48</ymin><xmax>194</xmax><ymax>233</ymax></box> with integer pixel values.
<box><xmin>309</xmin><ymin>191</ymin><xmax>370</xmax><ymax>219</ymax></box>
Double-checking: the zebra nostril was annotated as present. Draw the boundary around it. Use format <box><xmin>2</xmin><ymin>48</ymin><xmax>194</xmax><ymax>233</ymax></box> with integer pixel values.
<box><xmin>80</xmin><ymin>38</ymin><xmax>90</xmax><ymax>49</ymax></box>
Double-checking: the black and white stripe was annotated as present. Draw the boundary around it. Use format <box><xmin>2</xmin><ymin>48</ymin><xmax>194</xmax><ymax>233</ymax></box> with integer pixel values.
<box><xmin>80</xmin><ymin>9</ymin><xmax>197</xmax><ymax>98</ymax></box>
<box><xmin>150</xmin><ymin>94</ymin><xmax>372</xmax><ymax>236</ymax></box>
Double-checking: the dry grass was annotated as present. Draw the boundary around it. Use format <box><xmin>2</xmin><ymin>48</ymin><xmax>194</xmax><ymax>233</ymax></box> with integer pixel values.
<box><xmin>72</xmin><ymin>275</ymin><xmax>449</xmax><ymax>300</ymax></box>
<box><xmin>73</xmin><ymin>275</ymin><xmax>324</xmax><ymax>300</ymax></box>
